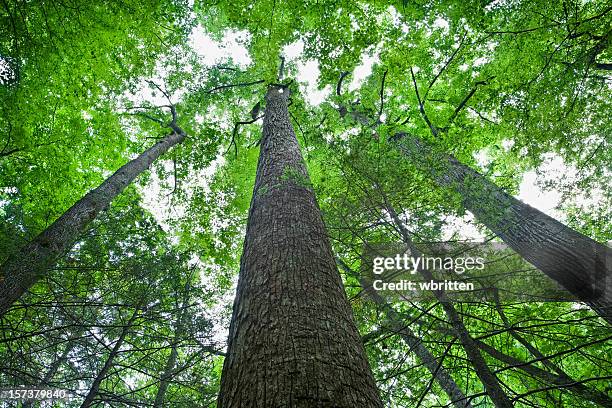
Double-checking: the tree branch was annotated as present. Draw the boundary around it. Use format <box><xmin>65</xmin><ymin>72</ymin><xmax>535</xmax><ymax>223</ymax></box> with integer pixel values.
<box><xmin>447</xmin><ymin>78</ymin><xmax>492</xmax><ymax>126</ymax></box>
<box><xmin>226</xmin><ymin>115</ymin><xmax>264</xmax><ymax>157</ymax></box>
<box><xmin>376</xmin><ymin>69</ymin><xmax>388</xmax><ymax>123</ymax></box>
<box><xmin>204</xmin><ymin>79</ymin><xmax>265</xmax><ymax>94</ymax></box>
<box><xmin>411</xmin><ymin>67</ymin><xmax>439</xmax><ymax>137</ymax></box>
<box><xmin>336</xmin><ymin>71</ymin><xmax>350</xmax><ymax>96</ymax></box>
<box><xmin>424</xmin><ymin>30</ymin><xmax>467</xmax><ymax>101</ymax></box>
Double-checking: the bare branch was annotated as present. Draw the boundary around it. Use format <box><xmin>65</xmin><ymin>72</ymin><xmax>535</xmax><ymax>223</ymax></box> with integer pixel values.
<box><xmin>411</xmin><ymin>67</ymin><xmax>439</xmax><ymax>137</ymax></box>
<box><xmin>204</xmin><ymin>79</ymin><xmax>265</xmax><ymax>94</ymax></box>
<box><xmin>447</xmin><ymin>78</ymin><xmax>491</xmax><ymax>126</ymax></box>
<box><xmin>424</xmin><ymin>30</ymin><xmax>468</xmax><ymax>101</ymax></box>
<box><xmin>147</xmin><ymin>80</ymin><xmax>172</xmax><ymax>105</ymax></box>
<box><xmin>376</xmin><ymin>69</ymin><xmax>388</xmax><ymax>123</ymax></box>
<box><xmin>336</xmin><ymin>71</ymin><xmax>350</xmax><ymax>96</ymax></box>
<box><xmin>226</xmin><ymin>115</ymin><xmax>264</xmax><ymax>157</ymax></box>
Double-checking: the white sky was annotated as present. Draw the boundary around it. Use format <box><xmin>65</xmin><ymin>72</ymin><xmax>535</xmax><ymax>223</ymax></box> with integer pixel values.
<box><xmin>136</xmin><ymin>28</ymin><xmax>600</xmax><ymax>243</ymax></box>
<box><xmin>189</xmin><ymin>26</ymin><xmax>252</xmax><ymax>68</ymax></box>
<box><xmin>128</xmin><ymin>26</ymin><xmax>608</xmax><ymax>347</ymax></box>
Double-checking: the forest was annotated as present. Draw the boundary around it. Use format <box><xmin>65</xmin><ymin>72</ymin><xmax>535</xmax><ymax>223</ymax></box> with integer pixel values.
<box><xmin>0</xmin><ymin>0</ymin><xmax>611</xmax><ymax>407</ymax></box>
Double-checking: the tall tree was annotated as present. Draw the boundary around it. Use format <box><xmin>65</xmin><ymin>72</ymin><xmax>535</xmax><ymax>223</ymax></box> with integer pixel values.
<box><xmin>218</xmin><ymin>84</ymin><xmax>383</xmax><ymax>407</ymax></box>
<box><xmin>335</xmin><ymin>99</ymin><xmax>611</xmax><ymax>324</ymax></box>
<box><xmin>0</xmin><ymin>119</ymin><xmax>186</xmax><ymax>316</ymax></box>
<box><xmin>337</xmin><ymin>258</ymin><xmax>473</xmax><ymax>408</ymax></box>
<box><xmin>80</xmin><ymin>304</ymin><xmax>142</xmax><ymax>408</ymax></box>
<box><xmin>385</xmin><ymin>203</ymin><xmax>513</xmax><ymax>408</ymax></box>
<box><xmin>390</xmin><ymin>132</ymin><xmax>612</xmax><ymax>325</ymax></box>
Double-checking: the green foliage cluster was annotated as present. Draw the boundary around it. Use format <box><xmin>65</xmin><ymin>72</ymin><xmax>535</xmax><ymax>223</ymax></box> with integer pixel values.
<box><xmin>0</xmin><ymin>0</ymin><xmax>610</xmax><ymax>406</ymax></box>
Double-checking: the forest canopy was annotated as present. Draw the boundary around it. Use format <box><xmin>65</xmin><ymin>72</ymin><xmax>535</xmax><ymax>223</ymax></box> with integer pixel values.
<box><xmin>0</xmin><ymin>0</ymin><xmax>610</xmax><ymax>407</ymax></box>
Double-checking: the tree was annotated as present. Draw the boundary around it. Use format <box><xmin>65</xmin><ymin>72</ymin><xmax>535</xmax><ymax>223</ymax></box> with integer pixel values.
<box><xmin>336</xmin><ymin>96</ymin><xmax>611</xmax><ymax>324</ymax></box>
<box><xmin>217</xmin><ymin>84</ymin><xmax>383</xmax><ymax>407</ymax></box>
<box><xmin>0</xmin><ymin>120</ymin><xmax>186</xmax><ymax>316</ymax></box>
<box><xmin>1</xmin><ymin>1</ymin><xmax>611</xmax><ymax>407</ymax></box>
<box><xmin>337</xmin><ymin>257</ymin><xmax>473</xmax><ymax>408</ymax></box>
<box><xmin>391</xmin><ymin>132</ymin><xmax>612</xmax><ymax>324</ymax></box>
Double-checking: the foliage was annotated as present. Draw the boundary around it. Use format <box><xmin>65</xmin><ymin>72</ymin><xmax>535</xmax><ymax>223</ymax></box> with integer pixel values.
<box><xmin>0</xmin><ymin>0</ymin><xmax>610</xmax><ymax>406</ymax></box>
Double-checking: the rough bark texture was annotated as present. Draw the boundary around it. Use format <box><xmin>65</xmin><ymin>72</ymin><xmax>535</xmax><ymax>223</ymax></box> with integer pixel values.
<box><xmin>387</xmin><ymin>205</ymin><xmax>514</xmax><ymax>408</ymax></box>
<box><xmin>392</xmin><ymin>133</ymin><xmax>611</xmax><ymax>325</ymax></box>
<box><xmin>217</xmin><ymin>86</ymin><xmax>383</xmax><ymax>407</ymax></box>
<box><xmin>337</xmin><ymin>259</ymin><xmax>472</xmax><ymax>408</ymax></box>
<box><xmin>0</xmin><ymin>130</ymin><xmax>186</xmax><ymax>317</ymax></box>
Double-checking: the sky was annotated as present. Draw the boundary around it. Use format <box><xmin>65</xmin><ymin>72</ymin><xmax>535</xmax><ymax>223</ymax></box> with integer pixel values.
<box><xmin>132</xmin><ymin>24</ymin><xmax>607</xmax><ymax>345</ymax></box>
<box><xmin>135</xmin><ymin>25</ymin><xmax>597</xmax><ymax>243</ymax></box>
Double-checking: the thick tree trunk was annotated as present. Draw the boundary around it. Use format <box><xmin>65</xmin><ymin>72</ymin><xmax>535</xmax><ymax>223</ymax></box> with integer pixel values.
<box><xmin>387</xmin><ymin>205</ymin><xmax>513</xmax><ymax>408</ymax></box>
<box><xmin>0</xmin><ymin>130</ymin><xmax>186</xmax><ymax>317</ymax></box>
<box><xmin>391</xmin><ymin>133</ymin><xmax>611</xmax><ymax>325</ymax></box>
<box><xmin>217</xmin><ymin>86</ymin><xmax>383</xmax><ymax>407</ymax></box>
<box><xmin>337</xmin><ymin>259</ymin><xmax>473</xmax><ymax>408</ymax></box>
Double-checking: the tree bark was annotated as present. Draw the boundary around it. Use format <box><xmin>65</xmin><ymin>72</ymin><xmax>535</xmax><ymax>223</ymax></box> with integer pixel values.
<box><xmin>217</xmin><ymin>86</ymin><xmax>383</xmax><ymax>407</ymax></box>
<box><xmin>337</xmin><ymin>259</ymin><xmax>473</xmax><ymax>408</ymax></box>
<box><xmin>390</xmin><ymin>133</ymin><xmax>611</xmax><ymax>325</ymax></box>
<box><xmin>0</xmin><ymin>129</ymin><xmax>186</xmax><ymax>317</ymax></box>
<box><xmin>153</xmin><ymin>340</ymin><xmax>180</xmax><ymax>408</ymax></box>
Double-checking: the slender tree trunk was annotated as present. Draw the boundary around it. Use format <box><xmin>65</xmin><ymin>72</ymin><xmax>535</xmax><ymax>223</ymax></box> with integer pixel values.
<box><xmin>153</xmin><ymin>285</ymin><xmax>191</xmax><ymax>408</ymax></box>
<box><xmin>360</xmin><ymin>302</ymin><xmax>612</xmax><ymax>407</ymax></box>
<box><xmin>475</xmin><ymin>340</ymin><xmax>612</xmax><ymax>407</ymax></box>
<box><xmin>336</xmin><ymin>259</ymin><xmax>473</xmax><ymax>408</ymax></box>
<box><xmin>489</xmin><ymin>291</ymin><xmax>612</xmax><ymax>407</ymax></box>
<box><xmin>386</xmin><ymin>205</ymin><xmax>514</xmax><ymax>408</ymax></box>
<box><xmin>80</xmin><ymin>307</ymin><xmax>140</xmax><ymax>408</ymax></box>
<box><xmin>390</xmin><ymin>133</ymin><xmax>612</xmax><ymax>325</ymax></box>
<box><xmin>153</xmin><ymin>341</ymin><xmax>180</xmax><ymax>408</ymax></box>
<box><xmin>217</xmin><ymin>85</ymin><xmax>383</xmax><ymax>407</ymax></box>
<box><xmin>22</xmin><ymin>336</ymin><xmax>78</xmax><ymax>408</ymax></box>
<box><xmin>0</xmin><ymin>129</ymin><xmax>186</xmax><ymax>317</ymax></box>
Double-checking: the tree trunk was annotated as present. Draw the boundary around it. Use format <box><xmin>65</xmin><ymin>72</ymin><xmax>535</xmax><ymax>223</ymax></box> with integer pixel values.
<box><xmin>336</xmin><ymin>259</ymin><xmax>473</xmax><ymax>408</ymax></box>
<box><xmin>153</xmin><ymin>284</ymin><xmax>192</xmax><ymax>408</ymax></box>
<box><xmin>387</xmin><ymin>205</ymin><xmax>514</xmax><ymax>408</ymax></box>
<box><xmin>475</xmin><ymin>340</ymin><xmax>612</xmax><ymax>407</ymax></box>
<box><xmin>489</xmin><ymin>291</ymin><xmax>612</xmax><ymax>407</ymax></box>
<box><xmin>217</xmin><ymin>85</ymin><xmax>383</xmax><ymax>407</ymax></box>
<box><xmin>0</xmin><ymin>129</ymin><xmax>186</xmax><ymax>317</ymax></box>
<box><xmin>153</xmin><ymin>341</ymin><xmax>180</xmax><ymax>408</ymax></box>
<box><xmin>22</xmin><ymin>335</ymin><xmax>78</xmax><ymax>408</ymax></box>
<box><xmin>80</xmin><ymin>307</ymin><xmax>140</xmax><ymax>408</ymax></box>
<box><xmin>391</xmin><ymin>133</ymin><xmax>611</xmax><ymax>325</ymax></box>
